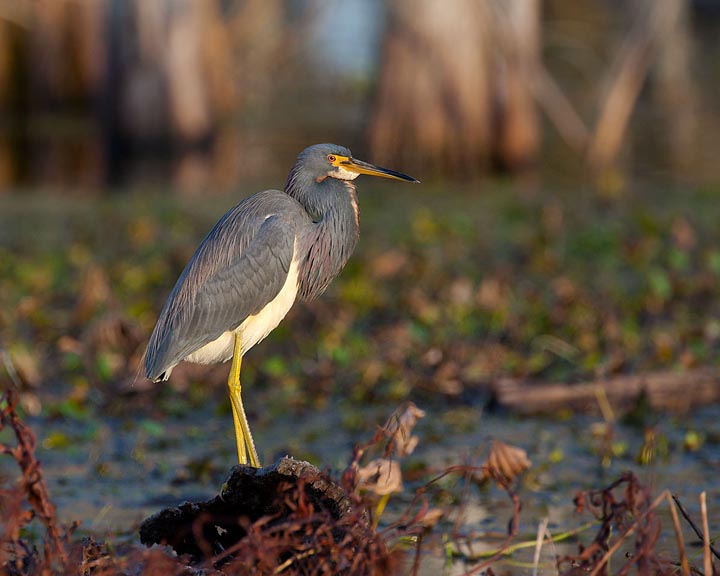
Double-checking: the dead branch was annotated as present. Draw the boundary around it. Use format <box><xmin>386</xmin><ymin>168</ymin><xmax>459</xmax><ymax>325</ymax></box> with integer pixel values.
<box><xmin>671</xmin><ymin>495</ymin><xmax>720</xmax><ymax>561</ymax></box>
<box><xmin>494</xmin><ymin>368</ymin><xmax>720</xmax><ymax>415</ymax></box>
<box><xmin>0</xmin><ymin>388</ymin><xmax>70</xmax><ymax>569</ymax></box>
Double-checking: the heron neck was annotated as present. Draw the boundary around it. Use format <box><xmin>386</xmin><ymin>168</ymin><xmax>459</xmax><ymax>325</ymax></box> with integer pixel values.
<box><xmin>289</xmin><ymin>177</ymin><xmax>360</xmax><ymax>301</ymax></box>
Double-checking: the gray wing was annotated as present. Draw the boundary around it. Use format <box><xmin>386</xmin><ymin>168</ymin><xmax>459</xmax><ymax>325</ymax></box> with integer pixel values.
<box><xmin>145</xmin><ymin>191</ymin><xmax>307</xmax><ymax>380</ymax></box>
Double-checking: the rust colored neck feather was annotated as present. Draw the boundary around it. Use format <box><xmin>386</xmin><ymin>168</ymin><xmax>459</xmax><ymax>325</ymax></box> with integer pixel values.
<box><xmin>292</xmin><ymin>178</ymin><xmax>360</xmax><ymax>301</ymax></box>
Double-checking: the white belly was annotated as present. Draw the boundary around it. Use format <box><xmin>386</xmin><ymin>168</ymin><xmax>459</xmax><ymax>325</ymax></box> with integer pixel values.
<box><xmin>185</xmin><ymin>255</ymin><xmax>300</xmax><ymax>365</ymax></box>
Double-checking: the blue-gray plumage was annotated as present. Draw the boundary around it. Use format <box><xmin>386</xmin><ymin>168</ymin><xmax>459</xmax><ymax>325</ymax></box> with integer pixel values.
<box><xmin>145</xmin><ymin>143</ymin><xmax>418</xmax><ymax>466</ymax></box>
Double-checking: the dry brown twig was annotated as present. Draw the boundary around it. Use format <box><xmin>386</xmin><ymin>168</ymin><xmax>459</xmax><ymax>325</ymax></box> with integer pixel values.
<box><xmin>0</xmin><ymin>389</ymin><xmax>73</xmax><ymax>572</ymax></box>
<box><xmin>700</xmin><ymin>492</ymin><xmax>713</xmax><ymax>576</ymax></box>
<box><xmin>666</xmin><ymin>493</ymin><xmax>691</xmax><ymax>576</ymax></box>
<box><xmin>533</xmin><ymin>518</ymin><xmax>550</xmax><ymax>576</ymax></box>
<box><xmin>463</xmin><ymin>469</ymin><xmax>523</xmax><ymax>576</ymax></box>
<box><xmin>352</xmin><ymin>402</ymin><xmax>428</xmax><ymax>525</ymax></box>
<box><xmin>672</xmin><ymin>494</ymin><xmax>720</xmax><ymax>561</ymax></box>
<box><xmin>558</xmin><ymin>474</ymin><xmax>715</xmax><ymax>576</ymax></box>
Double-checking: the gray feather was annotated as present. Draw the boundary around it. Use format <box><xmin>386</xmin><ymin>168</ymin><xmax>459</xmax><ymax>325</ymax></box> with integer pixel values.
<box><xmin>145</xmin><ymin>190</ymin><xmax>309</xmax><ymax>380</ymax></box>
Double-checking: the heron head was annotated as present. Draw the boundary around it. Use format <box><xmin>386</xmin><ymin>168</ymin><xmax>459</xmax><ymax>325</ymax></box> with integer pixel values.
<box><xmin>297</xmin><ymin>143</ymin><xmax>419</xmax><ymax>184</ymax></box>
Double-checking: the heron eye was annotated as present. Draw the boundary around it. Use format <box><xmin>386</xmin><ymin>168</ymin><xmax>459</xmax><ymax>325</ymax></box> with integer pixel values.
<box><xmin>327</xmin><ymin>154</ymin><xmax>336</xmax><ymax>163</ymax></box>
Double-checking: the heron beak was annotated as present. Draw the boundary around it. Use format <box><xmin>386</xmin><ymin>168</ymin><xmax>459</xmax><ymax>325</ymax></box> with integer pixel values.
<box><xmin>342</xmin><ymin>158</ymin><xmax>419</xmax><ymax>183</ymax></box>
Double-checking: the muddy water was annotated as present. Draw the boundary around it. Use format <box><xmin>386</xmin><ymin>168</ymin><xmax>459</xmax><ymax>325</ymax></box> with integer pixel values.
<box><xmin>3</xmin><ymin>394</ymin><xmax>718</xmax><ymax>572</ymax></box>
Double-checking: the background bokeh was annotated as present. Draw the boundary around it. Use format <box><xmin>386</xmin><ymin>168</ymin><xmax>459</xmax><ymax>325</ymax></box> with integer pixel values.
<box><xmin>1</xmin><ymin>0</ymin><xmax>720</xmax><ymax>191</ymax></box>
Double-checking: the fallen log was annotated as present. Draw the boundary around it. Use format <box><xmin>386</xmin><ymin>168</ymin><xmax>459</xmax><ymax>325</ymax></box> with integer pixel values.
<box><xmin>493</xmin><ymin>368</ymin><xmax>720</xmax><ymax>415</ymax></box>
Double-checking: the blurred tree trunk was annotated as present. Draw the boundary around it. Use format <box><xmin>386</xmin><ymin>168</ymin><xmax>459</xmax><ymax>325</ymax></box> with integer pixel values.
<box><xmin>652</xmin><ymin>0</ymin><xmax>696</xmax><ymax>173</ymax></box>
<box><xmin>114</xmin><ymin>0</ymin><xmax>239</xmax><ymax>145</ymax></box>
<box><xmin>166</xmin><ymin>2</ymin><xmax>214</xmax><ymax>142</ymax></box>
<box><xmin>231</xmin><ymin>0</ymin><xmax>284</xmax><ymax>105</ymax></box>
<box><xmin>25</xmin><ymin>0</ymin><xmax>104</xmax><ymax>105</ymax></box>
<box><xmin>0</xmin><ymin>0</ymin><xmax>258</xmax><ymax>188</ymax></box>
<box><xmin>588</xmin><ymin>0</ymin><xmax>696</xmax><ymax>173</ymax></box>
<box><xmin>494</xmin><ymin>0</ymin><xmax>541</xmax><ymax>171</ymax></box>
<box><xmin>0</xmin><ymin>0</ymin><xmax>104</xmax><ymax>188</ymax></box>
<box><xmin>368</xmin><ymin>0</ymin><xmax>540</xmax><ymax>176</ymax></box>
<box><xmin>0</xmin><ymin>19</ymin><xmax>28</xmax><ymax>188</ymax></box>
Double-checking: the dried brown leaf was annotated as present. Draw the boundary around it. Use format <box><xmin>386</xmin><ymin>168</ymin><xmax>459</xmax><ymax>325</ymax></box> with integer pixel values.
<box><xmin>479</xmin><ymin>440</ymin><xmax>532</xmax><ymax>485</ymax></box>
<box><xmin>417</xmin><ymin>507</ymin><xmax>444</xmax><ymax>529</ymax></box>
<box><xmin>357</xmin><ymin>459</ymin><xmax>403</xmax><ymax>496</ymax></box>
<box><xmin>383</xmin><ymin>401</ymin><xmax>426</xmax><ymax>457</ymax></box>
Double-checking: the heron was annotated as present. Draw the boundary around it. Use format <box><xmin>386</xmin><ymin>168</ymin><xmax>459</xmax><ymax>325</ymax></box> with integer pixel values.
<box><xmin>145</xmin><ymin>143</ymin><xmax>418</xmax><ymax>467</ymax></box>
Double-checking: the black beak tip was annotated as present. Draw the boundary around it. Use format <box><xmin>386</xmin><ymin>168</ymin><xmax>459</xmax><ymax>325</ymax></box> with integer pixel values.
<box><xmin>397</xmin><ymin>172</ymin><xmax>420</xmax><ymax>183</ymax></box>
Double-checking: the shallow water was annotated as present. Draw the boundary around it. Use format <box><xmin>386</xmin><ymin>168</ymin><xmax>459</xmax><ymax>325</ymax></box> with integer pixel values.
<box><xmin>3</xmin><ymin>388</ymin><xmax>717</xmax><ymax>573</ymax></box>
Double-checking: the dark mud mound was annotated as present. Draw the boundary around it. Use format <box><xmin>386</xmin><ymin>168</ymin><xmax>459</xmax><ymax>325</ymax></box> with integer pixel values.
<box><xmin>139</xmin><ymin>457</ymin><xmax>394</xmax><ymax>573</ymax></box>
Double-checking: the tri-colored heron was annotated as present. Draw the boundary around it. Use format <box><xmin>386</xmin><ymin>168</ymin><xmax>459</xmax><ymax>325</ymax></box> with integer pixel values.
<box><xmin>145</xmin><ymin>144</ymin><xmax>418</xmax><ymax>467</ymax></box>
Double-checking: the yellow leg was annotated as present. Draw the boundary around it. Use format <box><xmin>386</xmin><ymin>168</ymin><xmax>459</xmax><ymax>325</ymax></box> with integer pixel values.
<box><xmin>227</xmin><ymin>334</ymin><xmax>260</xmax><ymax>467</ymax></box>
<box><xmin>374</xmin><ymin>493</ymin><xmax>391</xmax><ymax>528</ymax></box>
